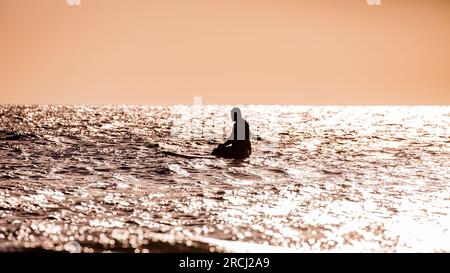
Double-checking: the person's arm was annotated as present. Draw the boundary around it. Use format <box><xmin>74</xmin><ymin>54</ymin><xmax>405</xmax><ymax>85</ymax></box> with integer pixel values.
<box><xmin>219</xmin><ymin>124</ymin><xmax>236</xmax><ymax>147</ymax></box>
<box><xmin>219</xmin><ymin>139</ymin><xmax>232</xmax><ymax>148</ymax></box>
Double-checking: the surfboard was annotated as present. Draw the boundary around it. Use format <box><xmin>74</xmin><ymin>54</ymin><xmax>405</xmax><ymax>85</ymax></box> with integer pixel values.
<box><xmin>162</xmin><ymin>151</ymin><xmax>216</xmax><ymax>159</ymax></box>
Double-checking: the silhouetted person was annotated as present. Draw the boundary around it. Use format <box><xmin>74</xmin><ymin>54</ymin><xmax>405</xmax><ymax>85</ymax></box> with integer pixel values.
<box><xmin>212</xmin><ymin>107</ymin><xmax>251</xmax><ymax>159</ymax></box>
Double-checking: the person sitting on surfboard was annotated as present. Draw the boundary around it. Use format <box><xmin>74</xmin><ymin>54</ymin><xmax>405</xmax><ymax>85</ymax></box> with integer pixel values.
<box><xmin>212</xmin><ymin>107</ymin><xmax>251</xmax><ymax>159</ymax></box>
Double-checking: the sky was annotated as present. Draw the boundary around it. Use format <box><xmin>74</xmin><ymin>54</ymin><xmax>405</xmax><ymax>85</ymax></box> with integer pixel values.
<box><xmin>0</xmin><ymin>0</ymin><xmax>449</xmax><ymax>105</ymax></box>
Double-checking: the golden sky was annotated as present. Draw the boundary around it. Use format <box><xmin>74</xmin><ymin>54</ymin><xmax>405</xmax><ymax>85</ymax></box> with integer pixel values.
<box><xmin>0</xmin><ymin>0</ymin><xmax>449</xmax><ymax>105</ymax></box>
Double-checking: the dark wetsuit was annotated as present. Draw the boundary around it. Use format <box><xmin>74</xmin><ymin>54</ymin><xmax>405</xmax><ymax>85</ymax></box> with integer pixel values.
<box><xmin>212</xmin><ymin>120</ymin><xmax>252</xmax><ymax>159</ymax></box>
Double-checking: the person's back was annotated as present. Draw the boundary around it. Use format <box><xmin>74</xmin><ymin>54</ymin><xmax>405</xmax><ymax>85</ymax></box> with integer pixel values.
<box><xmin>229</xmin><ymin>119</ymin><xmax>251</xmax><ymax>156</ymax></box>
<box><xmin>212</xmin><ymin>107</ymin><xmax>251</xmax><ymax>159</ymax></box>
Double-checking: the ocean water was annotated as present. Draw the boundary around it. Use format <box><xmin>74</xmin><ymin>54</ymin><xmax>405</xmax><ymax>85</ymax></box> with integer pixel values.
<box><xmin>0</xmin><ymin>105</ymin><xmax>449</xmax><ymax>252</ymax></box>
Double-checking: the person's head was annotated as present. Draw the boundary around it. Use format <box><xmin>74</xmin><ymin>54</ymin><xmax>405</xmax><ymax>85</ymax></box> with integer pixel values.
<box><xmin>230</xmin><ymin>107</ymin><xmax>242</xmax><ymax>122</ymax></box>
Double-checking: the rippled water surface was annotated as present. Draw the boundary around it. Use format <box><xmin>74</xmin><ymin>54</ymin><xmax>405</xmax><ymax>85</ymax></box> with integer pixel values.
<box><xmin>0</xmin><ymin>105</ymin><xmax>449</xmax><ymax>252</ymax></box>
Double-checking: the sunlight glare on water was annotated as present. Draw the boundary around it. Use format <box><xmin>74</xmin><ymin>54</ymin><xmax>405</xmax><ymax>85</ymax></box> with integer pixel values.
<box><xmin>0</xmin><ymin>105</ymin><xmax>449</xmax><ymax>252</ymax></box>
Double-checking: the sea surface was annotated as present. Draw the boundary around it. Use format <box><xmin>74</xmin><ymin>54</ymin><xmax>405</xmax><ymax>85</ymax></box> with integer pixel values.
<box><xmin>0</xmin><ymin>105</ymin><xmax>449</xmax><ymax>252</ymax></box>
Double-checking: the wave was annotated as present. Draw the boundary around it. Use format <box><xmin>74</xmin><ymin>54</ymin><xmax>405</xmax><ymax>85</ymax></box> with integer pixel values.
<box><xmin>0</xmin><ymin>131</ymin><xmax>40</xmax><ymax>141</ymax></box>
